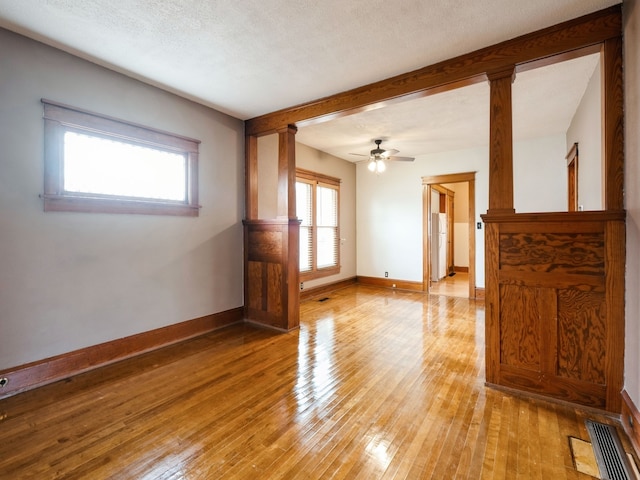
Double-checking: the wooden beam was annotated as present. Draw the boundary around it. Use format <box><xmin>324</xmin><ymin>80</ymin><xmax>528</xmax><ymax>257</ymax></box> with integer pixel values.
<box><xmin>245</xmin><ymin>5</ymin><xmax>621</xmax><ymax>135</ymax></box>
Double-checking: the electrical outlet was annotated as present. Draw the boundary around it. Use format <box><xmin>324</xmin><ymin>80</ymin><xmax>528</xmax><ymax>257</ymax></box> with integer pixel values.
<box><xmin>384</xmin><ymin>271</ymin><xmax>388</xmax><ymax>278</ymax></box>
<box><xmin>300</xmin><ymin>282</ymin><xmax>304</xmax><ymax>290</ymax></box>
<box><xmin>477</xmin><ymin>222</ymin><xmax>482</xmax><ymax>230</ymax></box>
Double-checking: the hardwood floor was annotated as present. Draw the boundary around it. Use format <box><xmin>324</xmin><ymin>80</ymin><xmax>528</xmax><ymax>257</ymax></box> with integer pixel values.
<box><xmin>429</xmin><ymin>272</ymin><xmax>469</xmax><ymax>298</ymax></box>
<box><xmin>0</xmin><ymin>285</ymin><xmax>634</xmax><ymax>479</ymax></box>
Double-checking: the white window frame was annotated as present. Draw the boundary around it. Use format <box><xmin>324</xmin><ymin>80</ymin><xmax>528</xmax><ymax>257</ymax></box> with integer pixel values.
<box><xmin>41</xmin><ymin>99</ymin><xmax>200</xmax><ymax>216</ymax></box>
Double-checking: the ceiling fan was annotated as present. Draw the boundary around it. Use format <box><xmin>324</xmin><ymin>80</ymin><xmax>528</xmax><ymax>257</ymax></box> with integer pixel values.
<box><xmin>350</xmin><ymin>139</ymin><xmax>414</xmax><ymax>173</ymax></box>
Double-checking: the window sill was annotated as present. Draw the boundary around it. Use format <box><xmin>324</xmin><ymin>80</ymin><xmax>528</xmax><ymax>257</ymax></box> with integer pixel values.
<box><xmin>42</xmin><ymin>194</ymin><xmax>200</xmax><ymax>217</ymax></box>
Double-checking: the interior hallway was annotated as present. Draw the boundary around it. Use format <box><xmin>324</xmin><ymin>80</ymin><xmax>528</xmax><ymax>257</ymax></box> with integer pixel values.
<box><xmin>0</xmin><ymin>285</ymin><xmax>635</xmax><ymax>479</ymax></box>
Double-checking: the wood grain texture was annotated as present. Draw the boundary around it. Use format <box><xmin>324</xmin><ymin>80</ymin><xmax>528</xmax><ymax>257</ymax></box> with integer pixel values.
<box><xmin>0</xmin><ymin>285</ymin><xmax>632</xmax><ymax>479</ymax></box>
<box><xmin>485</xmin><ymin>222</ymin><xmax>501</xmax><ymax>385</ymax></box>
<box><xmin>356</xmin><ymin>275</ymin><xmax>424</xmax><ymax>292</ymax></box>
<box><xmin>499</xmin><ymin>232</ymin><xmax>604</xmax><ymax>275</ymax></box>
<box><xmin>482</xmin><ymin>212</ymin><xmax>625</xmax><ymax>412</ymax></box>
<box><xmin>602</xmin><ymin>36</ymin><xmax>625</xmax><ymax>211</ymax></box>
<box><xmin>299</xmin><ymin>276</ymin><xmax>357</xmax><ymax>300</ymax></box>
<box><xmin>621</xmin><ymin>390</ymin><xmax>640</xmax><ymax>458</ymax></box>
<box><xmin>488</xmin><ymin>68</ymin><xmax>515</xmax><ymax>214</ymax></box>
<box><xmin>277</xmin><ymin>125</ymin><xmax>297</xmax><ymax>219</ymax></box>
<box><xmin>499</xmin><ymin>285</ymin><xmax>541</xmax><ymax>370</ymax></box>
<box><xmin>244</xmin><ymin>219</ymin><xmax>300</xmax><ymax>331</ymax></box>
<box><xmin>0</xmin><ymin>308</ymin><xmax>243</xmax><ymax>399</ymax></box>
<box><xmin>245</xmin><ymin>134</ymin><xmax>258</xmax><ymax>220</ymax></box>
<box><xmin>247</xmin><ymin>230</ymin><xmax>283</xmax><ymax>261</ymax></box>
<box><xmin>245</xmin><ymin>6</ymin><xmax>622</xmax><ymax>135</ymax></box>
<box><xmin>604</xmin><ymin>220</ymin><xmax>625</xmax><ymax>411</ymax></box>
<box><xmin>557</xmin><ymin>289</ymin><xmax>606</xmax><ymax>384</ymax></box>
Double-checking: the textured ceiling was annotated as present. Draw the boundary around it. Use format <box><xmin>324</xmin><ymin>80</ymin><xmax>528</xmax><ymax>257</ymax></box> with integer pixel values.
<box><xmin>0</xmin><ymin>0</ymin><xmax>618</xmax><ymax>159</ymax></box>
<box><xmin>297</xmin><ymin>53</ymin><xmax>600</xmax><ymax>160</ymax></box>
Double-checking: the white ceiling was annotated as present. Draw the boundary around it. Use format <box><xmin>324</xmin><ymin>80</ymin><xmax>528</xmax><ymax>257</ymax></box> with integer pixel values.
<box><xmin>0</xmin><ymin>0</ymin><xmax>618</xmax><ymax>159</ymax></box>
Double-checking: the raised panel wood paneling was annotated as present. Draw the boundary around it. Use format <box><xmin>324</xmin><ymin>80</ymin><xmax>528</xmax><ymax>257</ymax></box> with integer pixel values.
<box><xmin>248</xmin><ymin>230</ymin><xmax>283</xmax><ymax>262</ymax></box>
<box><xmin>244</xmin><ymin>219</ymin><xmax>300</xmax><ymax>331</ymax></box>
<box><xmin>499</xmin><ymin>285</ymin><xmax>541</xmax><ymax>371</ymax></box>
<box><xmin>482</xmin><ymin>211</ymin><xmax>624</xmax><ymax>412</ymax></box>
<box><xmin>247</xmin><ymin>261</ymin><xmax>263</xmax><ymax>311</ymax></box>
<box><xmin>267</xmin><ymin>263</ymin><xmax>283</xmax><ymax>316</ymax></box>
<box><xmin>499</xmin><ymin>232</ymin><xmax>604</xmax><ymax>274</ymax></box>
<box><xmin>557</xmin><ymin>288</ymin><xmax>606</xmax><ymax>384</ymax></box>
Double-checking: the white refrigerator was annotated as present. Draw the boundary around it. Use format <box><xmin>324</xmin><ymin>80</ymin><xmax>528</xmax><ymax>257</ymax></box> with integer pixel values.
<box><xmin>431</xmin><ymin>213</ymin><xmax>448</xmax><ymax>282</ymax></box>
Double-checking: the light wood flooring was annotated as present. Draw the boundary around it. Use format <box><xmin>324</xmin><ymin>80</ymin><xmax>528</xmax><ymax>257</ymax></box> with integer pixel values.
<box><xmin>0</xmin><ymin>285</ymin><xmax>634</xmax><ymax>479</ymax></box>
<box><xmin>429</xmin><ymin>272</ymin><xmax>469</xmax><ymax>298</ymax></box>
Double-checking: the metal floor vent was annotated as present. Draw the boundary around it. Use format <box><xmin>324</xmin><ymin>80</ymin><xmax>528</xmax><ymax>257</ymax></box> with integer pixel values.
<box><xmin>585</xmin><ymin>420</ymin><xmax>634</xmax><ymax>480</ymax></box>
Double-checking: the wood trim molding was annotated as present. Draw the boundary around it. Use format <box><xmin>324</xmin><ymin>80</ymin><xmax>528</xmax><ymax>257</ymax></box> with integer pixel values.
<box><xmin>621</xmin><ymin>390</ymin><xmax>640</xmax><ymax>457</ymax></box>
<box><xmin>474</xmin><ymin>287</ymin><xmax>486</xmax><ymax>301</ymax></box>
<box><xmin>300</xmin><ymin>277</ymin><xmax>357</xmax><ymax>300</ymax></box>
<box><xmin>296</xmin><ymin>167</ymin><xmax>341</xmax><ymax>186</ymax></box>
<box><xmin>245</xmin><ymin>6</ymin><xmax>621</xmax><ymax>135</ymax></box>
<box><xmin>422</xmin><ymin>172</ymin><xmax>476</xmax><ymax>185</ymax></box>
<box><xmin>357</xmin><ymin>276</ymin><xmax>424</xmax><ymax>292</ymax></box>
<box><xmin>0</xmin><ymin>308</ymin><xmax>243</xmax><ymax>400</ymax></box>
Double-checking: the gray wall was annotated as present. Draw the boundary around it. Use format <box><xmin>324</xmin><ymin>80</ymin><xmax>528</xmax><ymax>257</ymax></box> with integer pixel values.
<box><xmin>0</xmin><ymin>29</ymin><xmax>245</xmax><ymax>369</ymax></box>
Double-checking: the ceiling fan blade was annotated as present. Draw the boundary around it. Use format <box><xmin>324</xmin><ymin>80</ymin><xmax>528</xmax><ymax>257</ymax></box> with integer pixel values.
<box><xmin>388</xmin><ymin>156</ymin><xmax>415</xmax><ymax>162</ymax></box>
<box><xmin>380</xmin><ymin>148</ymin><xmax>399</xmax><ymax>157</ymax></box>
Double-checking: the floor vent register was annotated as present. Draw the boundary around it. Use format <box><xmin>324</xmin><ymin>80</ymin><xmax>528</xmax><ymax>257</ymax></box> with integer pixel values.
<box><xmin>586</xmin><ymin>420</ymin><xmax>635</xmax><ymax>480</ymax></box>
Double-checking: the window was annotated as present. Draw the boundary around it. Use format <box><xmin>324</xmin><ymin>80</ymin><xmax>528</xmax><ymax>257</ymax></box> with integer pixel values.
<box><xmin>296</xmin><ymin>168</ymin><xmax>340</xmax><ymax>279</ymax></box>
<box><xmin>41</xmin><ymin>99</ymin><xmax>200</xmax><ymax>216</ymax></box>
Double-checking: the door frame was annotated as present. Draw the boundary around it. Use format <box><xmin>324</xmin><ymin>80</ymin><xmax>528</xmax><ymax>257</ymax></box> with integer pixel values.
<box><xmin>422</xmin><ymin>172</ymin><xmax>476</xmax><ymax>298</ymax></box>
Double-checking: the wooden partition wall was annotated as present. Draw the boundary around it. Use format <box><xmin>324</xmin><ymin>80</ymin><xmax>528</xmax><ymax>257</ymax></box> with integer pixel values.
<box><xmin>244</xmin><ymin>127</ymin><xmax>300</xmax><ymax>331</ymax></box>
<box><xmin>244</xmin><ymin>6</ymin><xmax>625</xmax><ymax>410</ymax></box>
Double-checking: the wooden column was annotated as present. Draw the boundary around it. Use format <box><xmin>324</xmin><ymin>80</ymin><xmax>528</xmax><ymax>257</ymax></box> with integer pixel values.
<box><xmin>487</xmin><ymin>67</ymin><xmax>516</xmax><ymax>215</ymax></box>
<box><xmin>277</xmin><ymin>125</ymin><xmax>298</xmax><ymax>219</ymax></box>
<box><xmin>245</xmin><ymin>134</ymin><xmax>258</xmax><ymax>220</ymax></box>
<box><xmin>243</xmin><ymin>125</ymin><xmax>300</xmax><ymax>331</ymax></box>
<box><xmin>602</xmin><ymin>37</ymin><xmax>624</xmax><ymax>211</ymax></box>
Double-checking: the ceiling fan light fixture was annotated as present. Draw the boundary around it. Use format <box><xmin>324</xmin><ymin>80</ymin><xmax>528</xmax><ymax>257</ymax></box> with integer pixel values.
<box><xmin>376</xmin><ymin>159</ymin><xmax>386</xmax><ymax>173</ymax></box>
<box><xmin>368</xmin><ymin>159</ymin><xmax>377</xmax><ymax>172</ymax></box>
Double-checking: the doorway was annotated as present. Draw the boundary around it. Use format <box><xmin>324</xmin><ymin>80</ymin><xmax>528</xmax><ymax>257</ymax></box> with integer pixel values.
<box><xmin>422</xmin><ymin>172</ymin><xmax>476</xmax><ymax>299</ymax></box>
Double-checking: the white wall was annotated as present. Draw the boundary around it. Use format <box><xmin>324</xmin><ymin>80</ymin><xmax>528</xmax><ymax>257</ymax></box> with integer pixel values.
<box><xmin>566</xmin><ymin>61</ymin><xmax>603</xmax><ymax>211</ymax></box>
<box><xmin>356</xmin><ymin>134</ymin><xmax>565</xmax><ymax>288</ymax></box>
<box><xmin>0</xmin><ymin>29</ymin><xmax>245</xmax><ymax>369</ymax></box>
<box><xmin>513</xmin><ymin>134</ymin><xmax>567</xmax><ymax>212</ymax></box>
<box><xmin>357</xmin><ymin>146</ymin><xmax>488</xmax><ymax>287</ymax></box>
<box><xmin>624</xmin><ymin>0</ymin><xmax>640</xmax><ymax>414</ymax></box>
